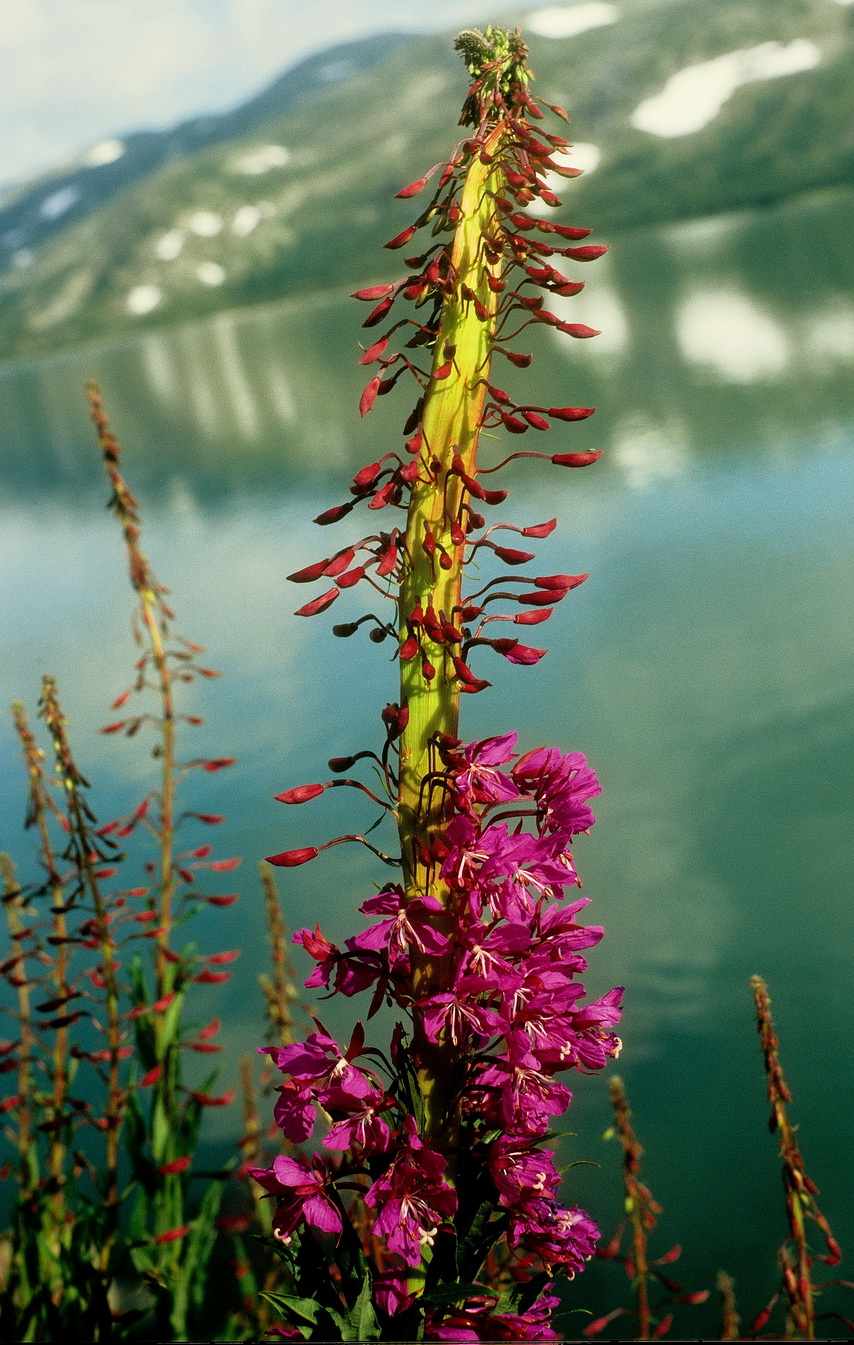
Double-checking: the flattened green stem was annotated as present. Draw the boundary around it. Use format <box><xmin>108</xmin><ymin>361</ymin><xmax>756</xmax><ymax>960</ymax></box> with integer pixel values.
<box><xmin>397</xmin><ymin>127</ymin><xmax>508</xmax><ymax>1168</ymax></box>
<box><xmin>398</xmin><ymin>125</ymin><xmax>506</xmax><ymax>898</ymax></box>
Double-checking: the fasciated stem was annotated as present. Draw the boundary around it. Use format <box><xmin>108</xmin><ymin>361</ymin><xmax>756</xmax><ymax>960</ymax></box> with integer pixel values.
<box><xmin>398</xmin><ymin>125</ymin><xmax>506</xmax><ymax>893</ymax></box>
<box><xmin>397</xmin><ymin>129</ymin><xmax>510</xmax><ymax>1166</ymax></box>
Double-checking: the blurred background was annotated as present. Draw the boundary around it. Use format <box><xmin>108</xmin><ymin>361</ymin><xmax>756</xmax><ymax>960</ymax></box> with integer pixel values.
<box><xmin>1</xmin><ymin>0</ymin><xmax>853</xmax><ymax>1335</ymax></box>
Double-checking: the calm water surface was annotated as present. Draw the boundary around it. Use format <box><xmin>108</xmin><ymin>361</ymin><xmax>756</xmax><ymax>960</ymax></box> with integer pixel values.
<box><xmin>1</xmin><ymin>189</ymin><xmax>853</xmax><ymax>1334</ymax></box>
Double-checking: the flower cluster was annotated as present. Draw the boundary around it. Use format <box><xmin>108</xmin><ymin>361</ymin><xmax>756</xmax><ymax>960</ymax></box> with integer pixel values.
<box><xmin>252</xmin><ymin>733</ymin><xmax>621</xmax><ymax>1335</ymax></box>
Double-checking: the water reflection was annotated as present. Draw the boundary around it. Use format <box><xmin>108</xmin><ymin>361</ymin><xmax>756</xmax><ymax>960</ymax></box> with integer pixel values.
<box><xmin>1</xmin><ymin>191</ymin><xmax>853</xmax><ymax>1331</ymax></box>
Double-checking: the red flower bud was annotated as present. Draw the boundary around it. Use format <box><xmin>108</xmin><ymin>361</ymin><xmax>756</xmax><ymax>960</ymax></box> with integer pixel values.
<box><xmin>314</xmin><ymin>501</ymin><xmax>355</xmax><ymax>525</ymax></box>
<box><xmin>452</xmin><ymin>656</ymin><xmax>490</xmax><ymax>690</ymax></box>
<box><xmin>549</xmin><ymin>406</ymin><xmax>596</xmax><ymax>422</ymax></box>
<box><xmin>189</xmin><ymin>1089</ymin><xmax>236</xmax><ymax>1107</ymax></box>
<box><xmin>535</xmin><ymin>573</ymin><xmax>588</xmax><ymax>590</ymax></box>
<box><xmin>493</xmin><ymin>546</ymin><xmax>536</xmax><ymax>565</ymax></box>
<box><xmin>360</xmin><ymin>375</ymin><xmax>382</xmax><ymax>417</ymax></box>
<box><xmin>325</xmin><ymin>548</ymin><xmax>356</xmax><ymax>576</ymax></box>
<box><xmin>369</xmin><ymin>480</ymin><xmax>398</xmax><ymax>510</ymax></box>
<box><xmin>552</xmin><ymin>451</ymin><xmax>603</xmax><ymax>467</ymax></box>
<box><xmin>422</xmin><ymin>606</ymin><xmax>444</xmax><ymax>642</ymax></box>
<box><xmin>395</xmin><ymin>176</ymin><xmax>429</xmax><ymax>198</ymax></box>
<box><xmin>154</xmin><ymin>1225</ymin><xmax>192</xmax><ymax>1244</ymax></box>
<box><xmin>399</xmin><ymin>636</ymin><xmax>418</xmax><ymax>660</ymax></box>
<box><xmin>328</xmin><ymin>755</ymin><xmax>356</xmax><ymax>771</ymax></box>
<box><xmin>496</xmin><ymin>348</ymin><xmax>532</xmax><ymax>368</ymax></box>
<box><xmin>501</xmin><ymin>413</ymin><xmax>529</xmax><ymax>434</ymax></box>
<box><xmin>515</xmin><ymin>608</ymin><xmax>553</xmax><ymax>624</ymax></box>
<box><xmin>295</xmin><ymin>587</ymin><xmax>339</xmax><ymax>617</ymax></box>
<box><xmin>517</xmin><ymin>588</ymin><xmax>564</xmax><ymax>606</ymax></box>
<box><xmin>352</xmin><ymin>283</ymin><xmax>396</xmax><ymax>301</ymax></box>
<box><xmin>522</xmin><ymin>410</ymin><xmax>550</xmax><ymax>430</ymax></box>
<box><xmin>658</xmin><ymin>1244</ymin><xmax>682</xmax><ymax>1264</ymax></box>
<box><xmin>381</xmin><ymin>703</ymin><xmax>409</xmax><ymax>736</ymax></box>
<box><xmin>359</xmin><ymin>335</ymin><xmax>390</xmax><ymax>365</ymax></box>
<box><xmin>363</xmin><ymin>296</ymin><xmax>395</xmax><ymax>327</ymax></box>
<box><xmin>538</xmin><ymin>311</ymin><xmax>600</xmax><ymax>337</ymax></box>
<box><xmin>158</xmin><ymin>1157</ymin><xmax>192</xmax><ymax>1175</ymax></box>
<box><xmin>337</xmin><ymin>566</ymin><xmax>366</xmax><ymax>589</ymax></box>
<box><xmin>275</xmin><ymin>784</ymin><xmax>326</xmax><ymax>805</ymax></box>
<box><xmin>376</xmin><ymin>543</ymin><xmax>398</xmax><ymax>576</ymax></box>
<box><xmin>265</xmin><ymin>848</ymin><xmax>320</xmax><ymax>867</ymax></box>
<box><xmin>385</xmin><ymin>224</ymin><xmax>418</xmax><ymax>249</ymax></box>
<box><xmin>564</xmin><ymin>245</ymin><xmax>609</xmax><ymax>261</ymax></box>
<box><xmin>553</xmin><ymin>280</ymin><xmax>586</xmax><ymax>297</ymax></box>
<box><xmin>518</xmin><ymin>519</ymin><xmax>556</xmax><ymax>539</ymax></box>
<box><xmin>505</xmin><ymin>644</ymin><xmax>546</xmax><ymax>664</ymax></box>
<box><xmin>551</xmin><ymin>224</ymin><xmax>591</xmax><ymax>239</ymax></box>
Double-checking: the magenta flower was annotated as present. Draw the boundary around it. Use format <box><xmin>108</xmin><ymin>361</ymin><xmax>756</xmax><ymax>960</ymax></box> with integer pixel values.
<box><xmin>488</xmin><ymin>1135</ymin><xmax>561</xmax><ymax>1208</ymax></box>
<box><xmin>428</xmin><ymin>1288</ymin><xmax>563</xmax><ymax>1340</ymax></box>
<box><xmin>349</xmin><ymin>887</ymin><xmax>449</xmax><ymax>961</ymax></box>
<box><xmin>453</xmin><ymin>731</ymin><xmax>521</xmax><ymax>805</ymax></box>
<box><xmin>248</xmin><ymin>1153</ymin><xmax>342</xmax><ymax>1243</ymax></box>
<box><xmin>321</xmin><ymin>1083</ymin><xmax>392</xmax><ymax>1152</ymax></box>
<box><xmin>419</xmin><ymin>976</ymin><xmax>506</xmax><ymax>1046</ymax></box>
<box><xmin>364</xmin><ymin>1120</ymin><xmax>457</xmax><ymax>1267</ymax></box>
<box><xmin>507</xmin><ymin>1197</ymin><xmax>600</xmax><ymax>1276</ymax></box>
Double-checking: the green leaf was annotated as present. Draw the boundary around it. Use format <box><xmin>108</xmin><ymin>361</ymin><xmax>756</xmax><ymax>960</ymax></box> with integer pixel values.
<box><xmin>261</xmin><ymin>1291</ymin><xmax>323</xmax><ymax>1324</ymax></box>
<box><xmin>456</xmin><ymin>1199</ymin><xmax>506</xmax><ymax>1279</ymax></box>
<box><xmin>341</xmin><ymin>1272</ymin><xmax>381</xmax><ymax>1341</ymax></box>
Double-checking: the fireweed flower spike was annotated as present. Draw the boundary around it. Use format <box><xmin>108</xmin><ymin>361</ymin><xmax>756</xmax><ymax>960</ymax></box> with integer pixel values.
<box><xmin>255</xmin><ymin>27</ymin><xmax>623</xmax><ymax>1339</ymax></box>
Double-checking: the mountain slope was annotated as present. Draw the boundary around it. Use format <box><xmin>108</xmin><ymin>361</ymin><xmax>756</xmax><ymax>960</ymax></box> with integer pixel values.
<box><xmin>0</xmin><ymin>0</ymin><xmax>851</xmax><ymax>363</ymax></box>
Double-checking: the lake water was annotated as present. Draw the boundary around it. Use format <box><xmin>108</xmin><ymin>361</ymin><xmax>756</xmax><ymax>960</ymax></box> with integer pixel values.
<box><xmin>1</xmin><ymin>186</ymin><xmax>853</xmax><ymax>1335</ymax></box>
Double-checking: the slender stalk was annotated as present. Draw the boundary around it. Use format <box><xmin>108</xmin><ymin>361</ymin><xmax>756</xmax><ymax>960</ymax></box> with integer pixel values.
<box><xmin>39</xmin><ymin>677</ymin><xmax>124</xmax><ymax>1268</ymax></box>
<box><xmin>750</xmin><ymin>975</ymin><xmax>841</xmax><ymax>1342</ymax></box>
<box><xmin>0</xmin><ymin>855</ymin><xmax>35</xmax><ymax>1200</ymax></box>
<box><xmin>87</xmin><ymin>383</ymin><xmax>177</xmax><ymax>986</ymax></box>
<box><xmin>11</xmin><ymin>702</ymin><xmax>71</xmax><ymax>1204</ymax></box>
<box><xmin>717</xmin><ymin>1270</ymin><xmax>741</xmax><ymax>1341</ymax></box>
<box><xmin>608</xmin><ymin>1076</ymin><xmax>653</xmax><ymax>1340</ymax></box>
<box><xmin>258</xmin><ymin>862</ymin><xmax>297</xmax><ymax>1048</ymax></box>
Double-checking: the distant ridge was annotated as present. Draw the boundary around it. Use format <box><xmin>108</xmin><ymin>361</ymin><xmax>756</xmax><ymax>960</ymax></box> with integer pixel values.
<box><xmin>0</xmin><ymin>0</ymin><xmax>851</xmax><ymax>363</ymax></box>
